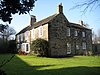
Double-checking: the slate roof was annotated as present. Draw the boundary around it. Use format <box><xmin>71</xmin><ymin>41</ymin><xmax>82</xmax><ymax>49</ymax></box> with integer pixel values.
<box><xmin>30</xmin><ymin>14</ymin><xmax>58</xmax><ymax>30</ymax></box>
<box><xmin>16</xmin><ymin>13</ymin><xmax>91</xmax><ymax>35</ymax></box>
<box><xmin>16</xmin><ymin>25</ymin><xmax>31</xmax><ymax>35</ymax></box>
<box><xmin>33</xmin><ymin>14</ymin><xmax>58</xmax><ymax>28</ymax></box>
<box><xmin>69</xmin><ymin>23</ymin><xmax>91</xmax><ymax>30</ymax></box>
<box><xmin>16</xmin><ymin>14</ymin><xmax>58</xmax><ymax>35</ymax></box>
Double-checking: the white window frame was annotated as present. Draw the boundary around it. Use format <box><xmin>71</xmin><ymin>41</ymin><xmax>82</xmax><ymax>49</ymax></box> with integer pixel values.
<box><xmin>67</xmin><ymin>28</ymin><xmax>70</xmax><ymax>36</ymax></box>
<box><xmin>76</xmin><ymin>44</ymin><xmax>79</xmax><ymax>49</ymax></box>
<box><xmin>67</xmin><ymin>43</ymin><xmax>71</xmax><ymax>54</ymax></box>
<box><xmin>21</xmin><ymin>33</ymin><xmax>24</xmax><ymax>41</ymax></box>
<box><xmin>82</xmin><ymin>42</ymin><xmax>86</xmax><ymax>49</ymax></box>
<box><xmin>20</xmin><ymin>34</ymin><xmax>22</xmax><ymax>41</ymax></box>
<box><xmin>75</xmin><ymin>30</ymin><xmax>78</xmax><ymax>36</ymax></box>
<box><xmin>31</xmin><ymin>28</ymin><xmax>34</xmax><ymax>39</ymax></box>
<box><xmin>21</xmin><ymin>43</ymin><xmax>30</xmax><ymax>53</ymax></box>
<box><xmin>82</xmin><ymin>31</ymin><xmax>85</xmax><ymax>37</ymax></box>
<box><xmin>25</xmin><ymin>31</ymin><xmax>29</xmax><ymax>40</ymax></box>
<box><xmin>17</xmin><ymin>35</ymin><xmax>19</xmax><ymax>42</ymax></box>
<box><xmin>39</xmin><ymin>26</ymin><xmax>43</xmax><ymax>37</ymax></box>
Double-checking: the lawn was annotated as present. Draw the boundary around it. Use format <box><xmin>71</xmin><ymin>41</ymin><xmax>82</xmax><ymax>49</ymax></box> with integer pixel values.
<box><xmin>0</xmin><ymin>54</ymin><xmax>100</xmax><ymax>75</ymax></box>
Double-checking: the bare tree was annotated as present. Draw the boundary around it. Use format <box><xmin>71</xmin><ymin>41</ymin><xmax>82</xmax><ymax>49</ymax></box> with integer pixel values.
<box><xmin>71</xmin><ymin>0</ymin><xmax>100</xmax><ymax>13</ymax></box>
<box><xmin>92</xmin><ymin>31</ymin><xmax>98</xmax><ymax>44</ymax></box>
<box><xmin>4</xmin><ymin>27</ymin><xmax>16</xmax><ymax>40</ymax></box>
<box><xmin>0</xmin><ymin>24</ymin><xmax>8</xmax><ymax>40</ymax></box>
<box><xmin>0</xmin><ymin>24</ymin><xmax>16</xmax><ymax>40</ymax></box>
<box><xmin>97</xmin><ymin>29</ymin><xmax>100</xmax><ymax>43</ymax></box>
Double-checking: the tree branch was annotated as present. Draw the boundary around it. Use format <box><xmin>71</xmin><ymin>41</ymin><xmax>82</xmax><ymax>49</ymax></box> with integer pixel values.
<box><xmin>70</xmin><ymin>0</ymin><xmax>100</xmax><ymax>14</ymax></box>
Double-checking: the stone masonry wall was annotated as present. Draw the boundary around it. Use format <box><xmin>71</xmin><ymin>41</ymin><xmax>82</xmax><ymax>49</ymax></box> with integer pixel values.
<box><xmin>48</xmin><ymin>13</ymin><xmax>69</xmax><ymax>57</ymax></box>
<box><xmin>48</xmin><ymin>13</ymin><xmax>92</xmax><ymax>57</ymax></box>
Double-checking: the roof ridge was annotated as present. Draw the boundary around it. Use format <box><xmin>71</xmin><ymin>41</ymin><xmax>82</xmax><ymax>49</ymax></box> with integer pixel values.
<box><xmin>70</xmin><ymin>22</ymin><xmax>91</xmax><ymax>30</ymax></box>
<box><xmin>16</xmin><ymin>13</ymin><xmax>58</xmax><ymax>35</ymax></box>
<box><xmin>34</xmin><ymin>14</ymin><xmax>57</xmax><ymax>24</ymax></box>
<box><xmin>32</xmin><ymin>13</ymin><xmax>58</xmax><ymax>28</ymax></box>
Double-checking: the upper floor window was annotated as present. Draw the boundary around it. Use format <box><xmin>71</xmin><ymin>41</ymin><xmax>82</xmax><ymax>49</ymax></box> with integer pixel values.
<box><xmin>17</xmin><ymin>35</ymin><xmax>19</xmax><ymax>42</ymax></box>
<box><xmin>26</xmin><ymin>31</ymin><xmax>29</xmax><ymax>36</ymax></box>
<box><xmin>82</xmin><ymin>42</ymin><xmax>86</xmax><ymax>49</ymax></box>
<box><xmin>67</xmin><ymin>28</ymin><xmax>70</xmax><ymax>36</ymax></box>
<box><xmin>31</xmin><ymin>29</ymin><xmax>34</xmax><ymax>38</ymax></box>
<box><xmin>82</xmin><ymin>31</ymin><xmax>85</xmax><ymax>37</ymax></box>
<box><xmin>39</xmin><ymin>26</ymin><xmax>43</xmax><ymax>37</ymax></box>
<box><xmin>25</xmin><ymin>31</ymin><xmax>29</xmax><ymax>40</ymax></box>
<box><xmin>21</xmin><ymin>33</ymin><xmax>24</xmax><ymax>41</ymax></box>
<box><xmin>32</xmin><ymin>29</ymin><xmax>34</xmax><ymax>35</ymax></box>
<box><xmin>21</xmin><ymin>34</ymin><xmax>23</xmax><ymax>41</ymax></box>
<box><xmin>75</xmin><ymin>30</ymin><xmax>78</xmax><ymax>36</ymax></box>
<box><xmin>76</xmin><ymin>44</ymin><xmax>79</xmax><ymax>49</ymax></box>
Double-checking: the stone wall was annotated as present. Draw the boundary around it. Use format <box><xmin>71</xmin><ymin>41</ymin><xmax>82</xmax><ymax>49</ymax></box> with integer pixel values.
<box><xmin>48</xmin><ymin>13</ymin><xmax>92</xmax><ymax>57</ymax></box>
<box><xmin>48</xmin><ymin>13</ymin><xmax>69</xmax><ymax>57</ymax></box>
<box><xmin>69</xmin><ymin>27</ymin><xmax>92</xmax><ymax>55</ymax></box>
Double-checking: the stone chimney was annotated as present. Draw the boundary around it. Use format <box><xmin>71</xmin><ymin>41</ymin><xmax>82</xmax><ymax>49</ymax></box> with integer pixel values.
<box><xmin>79</xmin><ymin>20</ymin><xmax>83</xmax><ymax>25</ymax></box>
<box><xmin>30</xmin><ymin>15</ymin><xmax>36</xmax><ymax>25</ymax></box>
<box><xmin>57</xmin><ymin>3</ymin><xmax>63</xmax><ymax>14</ymax></box>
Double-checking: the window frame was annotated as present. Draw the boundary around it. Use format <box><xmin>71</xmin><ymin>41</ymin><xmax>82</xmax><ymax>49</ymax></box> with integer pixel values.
<box><xmin>82</xmin><ymin>31</ymin><xmax>85</xmax><ymax>37</ymax></box>
<box><xmin>21</xmin><ymin>33</ymin><xmax>24</xmax><ymax>41</ymax></box>
<box><xmin>82</xmin><ymin>42</ymin><xmax>86</xmax><ymax>49</ymax></box>
<box><xmin>67</xmin><ymin>43</ymin><xmax>71</xmax><ymax>54</ymax></box>
<box><xmin>17</xmin><ymin>35</ymin><xmax>19</xmax><ymax>42</ymax></box>
<box><xmin>31</xmin><ymin>28</ymin><xmax>34</xmax><ymax>39</ymax></box>
<box><xmin>25</xmin><ymin>31</ymin><xmax>29</xmax><ymax>40</ymax></box>
<box><xmin>39</xmin><ymin>25</ymin><xmax>43</xmax><ymax>37</ymax></box>
<box><xmin>76</xmin><ymin>44</ymin><xmax>79</xmax><ymax>50</ymax></box>
<box><xmin>75</xmin><ymin>30</ymin><xmax>78</xmax><ymax>36</ymax></box>
<box><xmin>67</xmin><ymin>27</ymin><xmax>70</xmax><ymax>36</ymax></box>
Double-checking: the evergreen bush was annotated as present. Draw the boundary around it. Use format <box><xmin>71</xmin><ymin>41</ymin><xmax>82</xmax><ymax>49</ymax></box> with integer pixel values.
<box><xmin>31</xmin><ymin>38</ymin><xmax>48</xmax><ymax>56</ymax></box>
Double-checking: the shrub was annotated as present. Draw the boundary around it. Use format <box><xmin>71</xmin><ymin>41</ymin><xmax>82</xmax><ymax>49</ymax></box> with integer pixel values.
<box><xmin>8</xmin><ymin>40</ymin><xmax>17</xmax><ymax>53</ymax></box>
<box><xmin>0</xmin><ymin>39</ymin><xmax>8</xmax><ymax>53</ymax></box>
<box><xmin>31</xmin><ymin>38</ymin><xmax>48</xmax><ymax>56</ymax></box>
<box><xmin>0</xmin><ymin>70</ymin><xmax>7</xmax><ymax>75</ymax></box>
<box><xmin>0</xmin><ymin>39</ymin><xmax>17</xmax><ymax>54</ymax></box>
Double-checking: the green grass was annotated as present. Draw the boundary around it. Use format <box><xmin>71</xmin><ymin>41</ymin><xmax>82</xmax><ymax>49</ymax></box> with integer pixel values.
<box><xmin>0</xmin><ymin>54</ymin><xmax>100</xmax><ymax>75</ymax></box>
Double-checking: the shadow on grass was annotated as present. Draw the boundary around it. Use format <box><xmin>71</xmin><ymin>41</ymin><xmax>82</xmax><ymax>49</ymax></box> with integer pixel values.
<box><xmin>1</xmin><ymin>54</ymin><xmax>100</xmax><ymax>75</ymax></box>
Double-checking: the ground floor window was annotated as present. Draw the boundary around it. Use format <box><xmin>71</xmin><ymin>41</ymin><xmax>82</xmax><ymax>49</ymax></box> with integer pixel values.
<box><xmin>82</xmin><ymin>42</ymin><xmax>86</xmax><ymax>49</ymax></box>
<box><xmin>26</xmin><ymin>44</ymin><xmax>29</xmax><ymax>51</ymax></box>
<box><xmin>67</xmin><ymin>43</ymin><xmax>71</xmax><ymax>54</ymax></box>
<box><xmin>21</xmin><ymin>43</ymin><xmax>30</xmax><ymax>53</ymax></box>
<box><xmin>76</xmin><ymin>44</ymin><xmax>79</xmax><ymax>50</ymax></box>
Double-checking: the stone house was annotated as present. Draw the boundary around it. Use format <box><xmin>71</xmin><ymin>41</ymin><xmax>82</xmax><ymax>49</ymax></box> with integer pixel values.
<box><xmin>16</xmin><ymin>4</ymin><xmax>92</xmax><ymax>57</ymax></box>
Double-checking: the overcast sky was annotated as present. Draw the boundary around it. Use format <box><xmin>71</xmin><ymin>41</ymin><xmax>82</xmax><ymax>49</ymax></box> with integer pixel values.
<box><xmin>0</xmin><ymin>0</ymin><xmax>100</xmax><ymax>34</ymax></box>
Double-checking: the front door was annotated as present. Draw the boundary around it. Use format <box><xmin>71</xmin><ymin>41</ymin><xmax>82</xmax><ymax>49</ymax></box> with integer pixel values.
<box><xmin>25</xmin><ymin>43</ymin><xmax>30</xmax><ymax>53</ymax></box>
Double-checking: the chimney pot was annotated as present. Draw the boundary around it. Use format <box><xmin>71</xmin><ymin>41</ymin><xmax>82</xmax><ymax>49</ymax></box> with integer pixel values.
<box><xmin>30</xmin><ymin>15</ymin><xmax>36</xmax><ymax>25</ymax></box>
<box><xmin>57</xmin><ymin>3</ymin><xmax>63</xmax><ymax>14</ymax></box>
<box><xmin>79</xmin><ymin>20</ymin><xmax>83</xmax><ymax>25</ymax></box>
